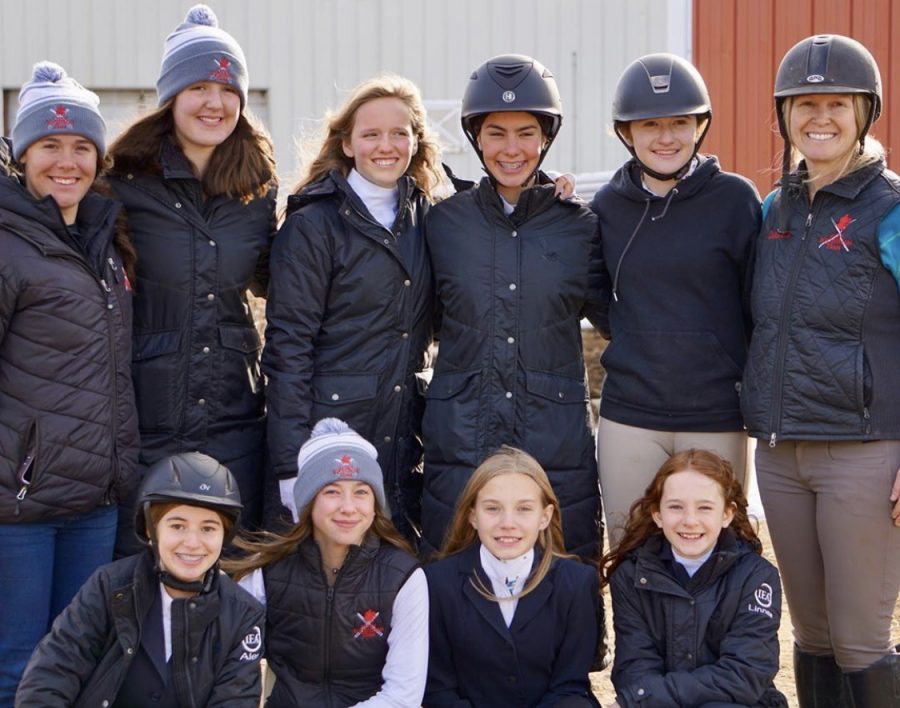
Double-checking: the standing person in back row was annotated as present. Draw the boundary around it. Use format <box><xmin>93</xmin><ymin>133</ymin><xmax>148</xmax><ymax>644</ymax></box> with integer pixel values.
<box><xmin>422</xmin><ymin>54</ymin><xmax>605</xmax><ymax>561</ymax></box>
<box><xmin>108</xmin><ymin>4</ymin><xmax>277</xmax><ymax>552</ymax></box>
<box><xmin>0</xmin><ymin>62</ymin><xmax>139</xmax><ymax>702</ymax></box>
<box><xmin>742</xmin><ymin>34</ymin><xmax>900</xmax><ymax>707</ymax></box>
<box><xmin>591</xmin><ymin>54</ymin><xmax>760</xmax><ymax>548</ymax></box>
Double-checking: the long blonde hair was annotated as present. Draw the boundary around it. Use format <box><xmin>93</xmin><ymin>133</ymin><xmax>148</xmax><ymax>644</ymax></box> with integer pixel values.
<box><xmin>782</xmin><ymin>94</ymin><xmax>884</xmax><ymax>184</ymax></box>
<box><xmin>292</xmin><ymin>74</ymin><xmax>444</xmax><ymax>201</ymax></box>
<box><xmin>439</xmin><ymin>446</ymin><xmax>574</xmax><ymax>601</ymax></box>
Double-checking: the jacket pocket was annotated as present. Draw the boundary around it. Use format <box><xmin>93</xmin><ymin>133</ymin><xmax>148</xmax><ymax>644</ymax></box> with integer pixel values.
<box><xmin>422</xmin><ymin>369</ymin><xmax>481</xmax><ymax>462</ymax></box>
<box><xmin>218</xmin><ymin>324</ymin><xmax>264</xmax><ymax>420</ymax></box>
<box><xmin>309</xmin><ymin>373</ymin><xmax>379</xmax><ymax>440</ymax></box>
<box><xmin>14</xmin><ymin>419</ymin><xmax>41</xmax><ymax>504</ymax></box>
<box><xmin>523</xmin><ymin>369</ymin><xmax>593</xmax><ymax>470</ymax></box>
<box><xmin>132</xmin><ymin>330</ymin><xmax>181</xmax><ymax>433</ymax></box>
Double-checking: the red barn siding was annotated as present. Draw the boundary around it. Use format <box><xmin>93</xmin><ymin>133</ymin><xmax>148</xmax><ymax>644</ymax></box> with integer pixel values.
<box><xmin>694</xmin><ymin>0</ymin><xmax>895</xmax><ymax>196</ymax></box>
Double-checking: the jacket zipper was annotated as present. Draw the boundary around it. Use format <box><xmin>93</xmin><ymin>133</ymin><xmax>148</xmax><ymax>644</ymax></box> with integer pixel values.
<box><xmin>769</xmin><ymin>207</ymin><xmax>816</xmax><ymax>447</ymax></box>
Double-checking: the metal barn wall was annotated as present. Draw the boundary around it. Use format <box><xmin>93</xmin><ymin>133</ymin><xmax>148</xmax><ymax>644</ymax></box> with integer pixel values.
<box><xmin>693</xmin><ymin>0</ymin><xmax>897</xmax><ymax>197</ymax></box>
<box><xmin>0</xmin><ymin>0</ymin><xmax>691</xmax><ymax>184</ymax></box>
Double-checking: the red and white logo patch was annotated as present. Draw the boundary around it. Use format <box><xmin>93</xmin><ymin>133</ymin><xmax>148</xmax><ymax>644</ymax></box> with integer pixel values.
<box><xmin>47</xmin><ymin>105</ymin><xmax>74</xmax><ymax>130</ymax></box>
<box><xmin>333</xmin><ymin>454</ymin><xmax>359</xmax><ymax>479</ymax></box>
<box><xmin>353</xmin><ymin>609</ymin><xmax>384</xmax><ymax>639</ymax></box>
<box><xmin>818</xmin><ymin>214</ymin><xmax>855</xmax><ymax>252</ymax></box>
<box><xmin>210</xmin><ymin>56</ymin><xmax>234</xmax><ymax>83</ymax></box>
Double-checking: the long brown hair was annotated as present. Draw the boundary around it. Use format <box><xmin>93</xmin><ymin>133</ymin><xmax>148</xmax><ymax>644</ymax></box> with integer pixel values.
<box><xmin>109</xmin><ymin>103</ymin><xmax>276</xmax><ymax>203</ymax></box>
<box><xmin>439</xmin><ymin>446</ymin><xmax>574</xmax><ymax>602</ymax></box>
<box><xmin>224</xmin><ymin>495</ymin><xmax>412</xmax><ymax>581</ymax></box>
<box><xmin>601</xmin><ymin>449</ymin><xmax>760</xmax><ymax>587</ymax></box>
<box><xmin>292</xmin><ymin>74</ymin><xmax>444</xmax><ymax>201</ymax></box>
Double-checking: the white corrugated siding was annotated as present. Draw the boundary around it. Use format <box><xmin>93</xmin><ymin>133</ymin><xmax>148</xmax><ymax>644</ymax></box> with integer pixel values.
<box><xmin>0</xmin><ymin>0</ymin><xmax>690</xmax><ymax>184</ymax></box>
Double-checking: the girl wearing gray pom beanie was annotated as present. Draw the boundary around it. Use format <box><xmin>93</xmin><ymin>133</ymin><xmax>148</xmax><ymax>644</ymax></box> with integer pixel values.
<box><xmin>225</xmin><ymin>418</ymin><xmax>429</xmax><ymax>707</ymax></box>
<box><xmin>0</xmin><ymin>61</ymin><xmax>139</xmax><ymax>702</ymax></box>
<box><xmin>107</xmin><ymin>4</ymin><xmax>277</xmax><ymax>554</ymax></box>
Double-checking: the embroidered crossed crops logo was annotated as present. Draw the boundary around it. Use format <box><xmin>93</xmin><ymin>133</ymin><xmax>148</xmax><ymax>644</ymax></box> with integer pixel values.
<box><xmin>210</xmin><ymin>56</ymin><xmax>234</xmax><ymax>83</ymax></box>
<box><xmin>818</xmin><ymin>213</ymin><xmax>855</xmax><ymax>251</ymax></box>
<box><xmin>353</xmin><ymin>609</ymin><xmax>384</xmax><ymax>639</ymax></box>
<box><xmin>333</xmin><ymin>455</ymin><xmax>359</xmax><ymax>478</ymax></box>
<box><xmin>47</xmin><ymin>105</ymin><xmax>74</xmax><ymax>130</ymax></box>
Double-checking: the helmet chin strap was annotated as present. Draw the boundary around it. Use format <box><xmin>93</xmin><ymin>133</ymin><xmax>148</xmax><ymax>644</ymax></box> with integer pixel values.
<box><xmin>147</xmin><ymin>537</ymin><xmax>218</xmax><ymax>595</ymax></box>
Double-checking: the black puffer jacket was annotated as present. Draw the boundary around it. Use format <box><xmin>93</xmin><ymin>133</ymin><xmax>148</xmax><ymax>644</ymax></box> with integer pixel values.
<box><xmin>16</xmin><ymin>551</ymin><xmax>264</xmax><ymax>707</ymax></box>
<box><xmin>423</xmin><ymin>177</ymin><xmax>604</xmax><ymax>559</ymax></box>
<box><xmin>264</xmin><ymin>171</ymin><xmax>432</xmax><ymax>529</ymax></box>
<box><xmin>0</xmin><ymin>177</ymin><xmax>138</xmax><ymax>522</ymax></box>
<box><xmin>610</xmin><ymin>532</ymin><xmax>786</xmax><ymax>708</ymax></box>
<box><xmin>264</xmin><ymin>535</ymin><xmax>418</xmax><ymax>707</ymax></box>
<box><xmin>108</xmin><ymin>142</ymin><xmax>276</xmax><ymax>518</ymax></box>
<box><xmin>743</xmin><ymin>160</ymin><xmax>900</xmax><ymax>443</ymax></box>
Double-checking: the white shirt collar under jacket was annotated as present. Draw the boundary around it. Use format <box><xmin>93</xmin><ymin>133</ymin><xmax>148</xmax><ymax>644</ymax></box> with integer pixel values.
<box><xmin>347</xmin><ymin>168</ymin><xmax>399</xmax><ymax>230</ymax></box>
<box><xmin>479</xmin><ymin>544</ymin><xmax>534</xmax><ymax>627</ymax></box>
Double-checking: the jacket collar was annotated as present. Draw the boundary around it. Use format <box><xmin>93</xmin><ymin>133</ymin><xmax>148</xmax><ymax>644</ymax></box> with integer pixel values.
<box><xmin>474</xmin><ymin>171</ymin><xmax>566</xmax><ymax>227</ymax></box>
<box><xmin>159</xmin><ymin>139</ymin><xmax>198</xmax><ymax>181</ymax></box>
<box><xmin>286</xmin><ymin>168</ymin><xmax>417</xmax><ymax>218</ymax></box>
<box><xmin>609</xmin><ymin>154</ymin><xmax>720</xmax><ymax>205</ymax></box>
<box><xmin>803</xmin><ymin>158</ymin><xmax>886</xmax><ymax>200</ymax></box>
<box><xmin>457</xmin><ymin>543</ymin><xmax>555</xmax><ymax>643</ymax></box>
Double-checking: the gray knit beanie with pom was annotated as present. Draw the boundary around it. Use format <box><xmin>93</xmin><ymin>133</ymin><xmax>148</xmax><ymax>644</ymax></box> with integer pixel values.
<box><xmin>293</xmin><ymin>418</ymin><xmax>386</xmax><ymax>514</ymax></box>
<box><xmin>12</xmin><ymin>61</ymin><xmax>106</xmax><ymax>160</ymax></box>
<box><xmin>156</xmin><ymin>4</ymin><xmax>248</xmax><ymax>107</ymax></box>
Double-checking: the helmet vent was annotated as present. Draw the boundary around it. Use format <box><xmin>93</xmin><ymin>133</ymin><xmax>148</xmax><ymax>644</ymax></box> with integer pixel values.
<box><xmin>650</xmin><ymin>75</ymin><xmax>671</xmax><ymax>93</ymax></box>
<box><xmin>488</xmin><ymin>61</ymin><xmax>533</xmax><ymax>89</ymax></box>
<box><xmin>806</xmin><ymin>38</ymin><xmax>831</xmax><ymax>78</ymax></box>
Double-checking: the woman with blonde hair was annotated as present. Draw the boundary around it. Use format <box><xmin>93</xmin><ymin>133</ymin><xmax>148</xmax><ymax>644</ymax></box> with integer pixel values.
<box><xmin>424</xmin><ymin>446</ymin><xmax>599</xmax><ymax>707</ymax></box>
<box><xmin>263</xmin><ymin>73</ymin><xmax>445</xmax><ymax>540</ymax></box>
<box><xmin>109</xmin><ymin>4</ymin><xmax>277</xmax><ymax>549</ymax></box>
<box><xmin>742</xmin><ymin>34</ymin><xmax>900</xmax><ymax>706</ymax></box>
<box><xmin>226</xmin><ymin>418</ymin><xmax>428</xmax><ymax>707</ymax></box>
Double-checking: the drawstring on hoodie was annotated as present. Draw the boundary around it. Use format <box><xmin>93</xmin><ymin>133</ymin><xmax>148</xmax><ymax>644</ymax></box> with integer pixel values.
<box><xmin>612</xmin><ymin>188</ymin><xmax>678</xmax><ymax>302</ymax></box>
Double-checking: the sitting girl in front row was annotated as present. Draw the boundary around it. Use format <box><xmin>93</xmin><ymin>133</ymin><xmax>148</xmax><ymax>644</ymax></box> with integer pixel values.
<box><xmin>425</xmin><ymin>446</ymin><xmax>600</xmax><ymax>707</ymax></box>
<box><xmin>601</xmin><ymin>449</ymin><xmax>787</xmax><ymax>708</ymax></box>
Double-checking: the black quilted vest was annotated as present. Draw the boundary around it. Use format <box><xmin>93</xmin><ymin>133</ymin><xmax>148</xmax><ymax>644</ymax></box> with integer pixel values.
<box><xmin>263</xmin><ymin>535</ymin><xmax>418</xmax><ymax>707</ymax></box>
<box><xmin>743</xmin><ymin>161</ymin><xmax>900</xmax><ymax>442</ymax></box>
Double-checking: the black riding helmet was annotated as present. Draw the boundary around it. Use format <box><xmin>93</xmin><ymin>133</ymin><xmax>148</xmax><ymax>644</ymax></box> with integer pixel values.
<box><xmin>612</xmin><ymin>53</ymin><xmax>712</xmax><ymax>181</ymax></box>
<box><xmin>774</xmin><ymin>34</ymin><xmax>881</xmax><ymax>187</ymax></box>
<box><xmin>461</xmin><ymin>54</ymin><xmax>562</xmax><ymax>182</ymax></box>
<box><xmin>136</xmin><ymin>452</ymin><xmax>242</xmax><ymax>593</ymax></box>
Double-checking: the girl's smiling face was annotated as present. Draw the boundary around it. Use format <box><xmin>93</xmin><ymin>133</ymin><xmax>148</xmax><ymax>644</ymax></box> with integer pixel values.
<box><xmin>469</xmin><ymin>472</ymin><xmax>553</xmax><ymax>560</ymax></box>
<box><xmin>342</xmin><ymin>97</ymin><xmax>416</xmax><ymax>188</ymax></box>
<box><xmin>155</xmin><ymin>504</ymin><xmax>225</xmax><ymax>585</ymax></box>
<box><xmin>652</xmin><ymin>469</ymin><xmax>734</xmax><ymax>560</ymax></box>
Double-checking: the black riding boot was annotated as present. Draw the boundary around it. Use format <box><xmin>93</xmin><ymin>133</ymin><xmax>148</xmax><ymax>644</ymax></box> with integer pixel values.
<box><xmin>846</xmin><ymin>652</ymin><xmax>900</xmax><ymax>708</ymax></box>
<box><xmin>794</xmin><ymin>645</ymin><xmax>851</xmax><ymax>708</ymax></box>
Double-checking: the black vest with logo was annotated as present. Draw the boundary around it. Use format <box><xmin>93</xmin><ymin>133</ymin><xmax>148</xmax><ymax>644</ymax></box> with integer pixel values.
<box><xmin>743</xmin><ymin>160</ymin><xmax>900</xmax><ymax>441</ymax></box>
<box><xmin>263</xmin><ymin>535</ymin><xmax>418</xmax><ymax>707</ymax></box>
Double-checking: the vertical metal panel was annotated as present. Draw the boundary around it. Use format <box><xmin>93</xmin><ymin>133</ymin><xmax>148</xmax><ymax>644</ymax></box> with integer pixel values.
<box><xmin>1</xmin><ymin>0</ymin><xmax>687</xmax><ymax>184</ymax></box>
<box><xmin>695</xmin><ymin>0</ymin><xmax>896</xmax><ymax>197</ymax></box>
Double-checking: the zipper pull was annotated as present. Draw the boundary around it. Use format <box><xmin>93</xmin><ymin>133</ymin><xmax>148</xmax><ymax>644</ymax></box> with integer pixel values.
<box><xmin>100</xmin><ymin>278</ymin><xmax>112</xmax><ymax>293</ymax></box>
<box><xmin>806</xmin><ymin>213</ymin><xmax>813</xmax><ymax>227</ymax></box>
<box><xmin>769</xmin><ymin>432</ymin><xmax>777</xmax><ymax>448</ymax></box>
<box><xmin>16</xmin><ymin>486</ymin><xmax>27</xmax><ymax>501</ymax></box>
<box><xmin>107</xmin><ymin>257</ymin><xmax>121</xmax><ymax>284</ymax></box>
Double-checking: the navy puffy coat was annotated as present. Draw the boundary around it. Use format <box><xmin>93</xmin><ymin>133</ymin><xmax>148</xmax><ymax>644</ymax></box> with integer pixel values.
<box><xmin>263</xmin><ymin>171</ymin><xmax>432</xmax><ymax>529</ymax></box>
<box><xmin>423</xmin><ymin>177</ymin><xmax>604</xmax><ymax>558</ymax></box>
<box><xmin>109</xmin><ymin>142</ymin><xmax>276</xmax><ymax>521</ymax></box>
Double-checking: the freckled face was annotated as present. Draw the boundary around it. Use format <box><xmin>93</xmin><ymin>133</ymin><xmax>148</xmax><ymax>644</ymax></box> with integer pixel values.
<box><xmin>652</xmin><ymin>470</ymin><xmax>734</xmax><ymax>560</ymax></box>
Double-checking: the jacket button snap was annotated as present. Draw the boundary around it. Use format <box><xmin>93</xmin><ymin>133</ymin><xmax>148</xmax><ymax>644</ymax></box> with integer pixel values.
<box><xmin>107</xmin><ymin>303</ymin><xmax>114</xmax><ymax>310</ymax></box>
<box><xmin>202</xmin><ymin>346</ymin><xmax>210</xmax><ymax>354</ymax></box>
<box><xmin>175</xmin><ymin>202</ymin><xmax>182</xmax><ymax>208</ymax></box>
<box><xmin>557</xmin><ymin>392</ymin><xmax>564</xmax><ymax>399</ymax></box>
<box><xmin>126</xmin><ymin>647</ymin><xmax>133</xmax><ymax>655</ymax></box>
<box><xmin>384</xmin><ymin>436</ymin><xmax>391</xmax><ymax>443</ymax></box>
<box><xmin>189</xmin><ymin>602</ymin><xmax>197</xmax><ymax>610</ymax></box>
<box><xmin>511</xmin><ymin>230</ymin><xmax>517</xmax><ymax>237</ymax></box>
<box><xmin>192</xmin><ymin>656</ymin><xmax>198</xmax><ymax>663</ymax></box>
<box><xmin>394</xmin><ymin>385</ymin><xmax>402</xmax><ymax>393</ymax></box>
<box><xmin>331</xmin><ymin>393</ymin><xmax>340</xmax><ymax>401</ymax></box>
<box><xmin>209</xmin><ymin>240</ymin><xmax>216</xmax><ymax>247</ymax></box>
<box><xmin>509</xmin><ymin>283</ymin><xmax>516</xmax><ymax>290</ymax></box>
<box><xmin>345</xmin><ymin>209</ymin><xmax>351</xmax><ymax>215</ymax></box>
<box><xmin>401</xmin><ymin>332</ymin><xmax>409</xmax><ymax>339</ymax></box>
<box><xmin>507</xmin><ymin>336</ymin><xmax>515</xmax><ymax>344</ymax></box>
<box><xmin>126</xmin><ymin>174</ymin><xmax>133</xmax><ymax>180</ymax></box>
<box><xmin>640</xmin><ymin>577</ymin><xmax>647</xmax><ymax>584</ymax></box>
<box><xmin>505</xmin><ymin>391</ymin><xmax>512</xmax><ymax>399</ymax></box>
<box><xmin>207</xmin><ymin>293</ymin><xmax>215</xmax><ymax>301</ymax></box>
<box><xmin>102</xmin><ymin>701</ymin><xmax>110</xmax><ymax>707</ymax></box>
<box><xmin>637</xmin><ymin>688</ymin><xmax>645</xmax><ymax>696</ymax></box>
<box><xmin>403</xmin><ymin>280</ymin><xmax>411</xmax><ymax>287</ymax></box>
<box><xmin>198</xmin><ymin>398</ymin><xmax>206</xmax><ymax>406</ymax></box>
<box><xmin>687</xmin><ymin>652</ymin><xmax>693</xmax><ymax>659</ymax></box>
<box><xmin>383</xmin><ymin>238</ymin><xmax>390</xmax><ymax>245</ymax></box>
